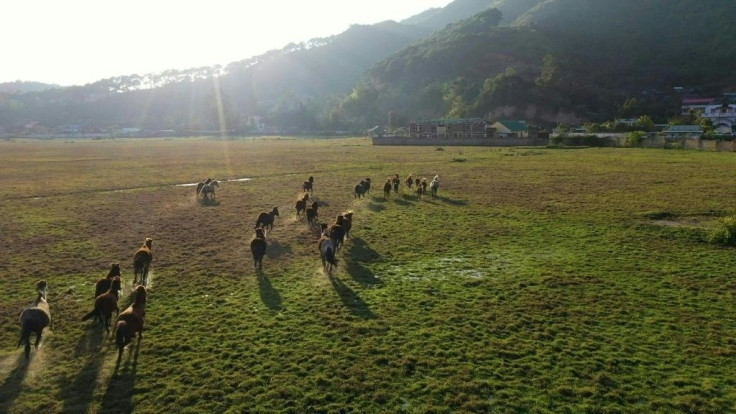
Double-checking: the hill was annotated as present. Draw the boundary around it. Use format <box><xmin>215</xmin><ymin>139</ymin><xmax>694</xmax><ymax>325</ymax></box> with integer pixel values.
<box><xmin>342</xmin><ymin>0</ymin><xmax>736</xmax><ymax>126</ymax></box>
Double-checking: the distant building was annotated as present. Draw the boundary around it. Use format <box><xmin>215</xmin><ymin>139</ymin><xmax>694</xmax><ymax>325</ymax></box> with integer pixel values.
<box><xmin>681</xmin><ymin>95</ymin><xmax>736</xmax><ymax>130</ymax></box>
<box><xmin>490</xmin><ymin>120</ymin><xmax>529</xmax><ymax>138</ymax></box>
<box><xmin>661</xmin><ymin>125</ymin><xmax>703</xmax><ymax>139</ymax></box>
<box><xmin>409</xmin><ymin>118</ymin><xmax>489</xmax><ymax>139</ymax></box>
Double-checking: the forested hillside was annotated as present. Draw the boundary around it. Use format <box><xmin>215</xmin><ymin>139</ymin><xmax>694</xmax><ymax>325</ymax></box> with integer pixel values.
<box><xmin>343</xmin><ymin>0</ymin><xmax>736</xmax><ymax>127</ymax></box>
<box><xmin>2</xmin><ymin>0</ymin><xmax>735</xmax><ymax>134</ymax></box>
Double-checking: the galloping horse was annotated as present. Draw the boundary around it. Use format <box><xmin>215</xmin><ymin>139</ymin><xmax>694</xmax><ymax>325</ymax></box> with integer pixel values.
<box><xmin>250</xmin><ymin>227</ymin><xmax>267</xmax><ymax>270</ymax></box>
<box><xmin>197</xmin><ymin>178</ymin><xmax>219</xmax><ymax>200</ymax></box>
<box><xmin>18</xmin><ymin>280</ymin><xmax>51</xmax><ymax>359</ymax></box>
<box><xmin>318</xmin><ymin>224</ymin><xmax>338</xmax><ymax>273</ymax></box>
<box><xmin>405</xmin><ymin>175</ymin><xmax>414</xmax><ymax>189</ymax></box>
<box><xmin>82</xmin><ymin>276</ymin><xmax>122</xmax><ymax>333</ymax></box>
<box><xmin>392</xmin><ymin>174</ymin><xmax>400</xmax><ymax>194</ymax></box>
<box><xmin>255</xmin><ymin>207</ymin><xmax>280</xmax><ymax>230</ymax></box>
<box><xmin>430</xmin><ymin>175</ymin><xmax>440</xmax><ymax>198</ymax></box>
<box><xmin>303</xmin><ymin>176</ymin><xmax>314</xmax><ymax>195</ymax></box>
<box><xmin>115</xmin><ymin>285</ymin><xmax>147</xmax><ymax>362</ymax></box>
<box><xmin>133</xmin><ymin>238</ymin><xmax>153</xmax><ymax>286</ymax></box>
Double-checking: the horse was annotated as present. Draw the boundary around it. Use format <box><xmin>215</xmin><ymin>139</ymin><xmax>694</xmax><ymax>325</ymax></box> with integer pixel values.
<box><xmin>255</xmin><ymin>207</ymin><xmax>279</xmax><ymax>230</ymax></box>
<box><xmin>318</xmin><ymin>224</ymin><xmax>338</xmax><ymax>273</ymax></box>
<box><xmin>383</xmin><ymin>179</ymin><xmax>392</xmax><ymax>198</ymax></box>
<box><xmin>354</xmin><ymin>181</ymin><xmax>366</xmax><ymax>199</ymax></box>
<box><xmin>306</xmin><ymin>201</ymin><xmax>319</xmax><ymax>226</ymax></box>
<box><xmin>133</xmin><ymin>238</ymin><xmax>153</xmax><ymax>286</ymax></box>
<box><xmin>430</xmin><ymin>176</ymin><xmax>440</xmax><ymax>198</ymax></box>
<box><xmin>421</xmin><ymin>179</ymin><xmax>428</xmax><ymax>196</ymax></box>
<box><xmin>95</xmin><ymin>262</ymin><xmax>122</xmax><ymax>298</ymax></box>
<box><xmin>363</xmin><ymin>178</ymin><xmax>372</xmax><ymax>194</ymax></box>
<box><xmin>329</xmin><ymin>215</ymin><xmax>346</xmax><ymax>252</ymax></box>
<box><xmin>18</xmin><ymin>280</ymin><xmax>51</xmax><ymax>359</ymax></box>
<box><xmin>392</xmin><ymin>174</ymin><xmax>400</xmax><ymax>194</ymax></box>
<box><xmin>115</xmin><ymin>285</ymin><xmax>147</xmax><ymax>362</ymax></box>
<box><xmin>250</xmin><ymin>227</ymin><xmax>267</xmax><ymax>270</ymax></box>
<box><xmin>342</xmin><ymin>211</ymin><xmax>353</xmax><ymax>239</ymax></box>
<box><xmin>415</xmin><ymin>178</ymin><xmax>421</xmax><ymax>188</ymax></box>
<box><xmin>82</xmin><ymin>276</ymin><xmax>122</xmax><ymax>333</ymax></box>
<box><xmin>197</xmin><ymin>178</ymin><xmax>219</xmax><ymax>200</ymax></box>
<box><xmin>295</xmin><ymin>193</ymin><xmax>310</xmax><ymax>217</ymax></box>
<box><xmin>405</xmin><ymin>175</ymin><xmax>414</xmax><ymax>189</ymax></box>
<box><xmin>303</xmin><ymin>176</ymin><xmax>314</xmax><ymax>195</ymax></box>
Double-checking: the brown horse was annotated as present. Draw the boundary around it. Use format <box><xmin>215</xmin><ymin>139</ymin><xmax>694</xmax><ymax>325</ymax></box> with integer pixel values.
<box><xmin>303</xmin><ymin>176</ymin><xmax>314</xmax><ymax>195</ymax></box>
<box><xmin>392</xmin><ymin>174</ymin><xmax>400</xmax><ymax>194</ymax></box>
<box><xmin>255</xmin><ymin>207</ymin><xmax>280</xmax><ymax>230</ymax></box>
<box><xmin>133</xmin><ymin>238</ymin><xmax>153</xmax><ymax>286</ymax></box>
<box><xmin>295</xmin><ymin>193</ymin><xmax>310</xmax><ymax>217</ymax></box>
<box><xmin>18</xmin><ymin>280</ymin><xmax>51</xmax><ymax>359</ymax></box>
<box><xmin>383</xmin><ymin>179</ymin><xmax>392</xmax><ymax>198</ymax></box>
<box><xmin>95</xmin><ymin>262</ymin><xmax>122</xmax><ymax>298</ymax></box>
<box><xmin>342</xmin><ymin>211</ymin><xmax>354</xmax><ymax>239</ymax></box>
<box><xmin>115</xmin><ymin>285</ymin><xmax>147</xmax><ymax>362</ymax></box>
<box><xmin>329</xmin><ymin>215</ymin><xmax>346</xmax><ymax>252</ymax></box>
<box><xmin>305</xmin><ymin>201</ymin><xmax>319</xmax><ymax>226</ymax></box>
<box><xmin>250</xmin><ymin>227</ymin><xmax>267</xmax><ymax>270</ymax></box>
<box><xmin>82</xmin><ymin>276</ymin><xmax>122</xmax><ymax>333</ymax></box>
<box><xmin>405</xmin><ymin>174</ymin><xmax>414</xmax><ymax>189</ymax></box>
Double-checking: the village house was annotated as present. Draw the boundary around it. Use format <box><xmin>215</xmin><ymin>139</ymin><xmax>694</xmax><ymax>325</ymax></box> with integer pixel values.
<box><xmin>681</xmin><ymin>95</ymin><xmax>736</xmax><ymax>131</ymax></box>
<box><xmin>660</xmin><ymin>125</ymin><xmax>703</xmax><ymax>139</ymax></box>
<box><xmin>409</xmin><ymin>118</ymin><xmax>490</xmax><ymax>139</ymax></box>
<box><xmin>490</xmin><ymin>120</ymin><xmax>529</xmax><ymax>138</ymax></box>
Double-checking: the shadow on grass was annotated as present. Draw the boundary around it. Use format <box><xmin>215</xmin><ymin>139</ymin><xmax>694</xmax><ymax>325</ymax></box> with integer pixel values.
<box><xmin>0</xmin><ymin>354</ymin><xmax>29</xmax><ymax>413</ymax></box>
<box><xmin>345</xmin><ymin>238</ymin><xmax>382</xmax><ymax>286</ymax></box>
<box><xmin>366</xmin><ymin>202</ymin><xmax>386</xmax><ymax>212</ymax></box>
<box><xmin>328</xmin><ymin>274</ymin><xmax>377</xmax><ymax>319</ymax></box>
<box><xmin>59</xmin><ymin>326</ymin><xmax>107</xmax><ymax>413</ymax></box>
<box><xmin>265</xmin><ymin>240</ymin><xmax>293</xmax><ymax>260</ymax></box>
<box><xmin>257</xmin><ymin>270</ymin><xmax>283</xmax><ymax>311</ymax></box>
<box><xmin>199</xmin><ymin>198</ymin><xmax>221</xmax><ymax>207</ymax></box>
<box><xmin>393</xmin><ymin>197</ymin><xmax>413</xmax><ymax>206</ymax></box>
<box><xmin>435</xmin><ymin>195</ymin><xmax>467</xmax><ymax>206</ymax></box>
<box><xmin>103</xmin><ymin>338</ymin><xmax>141</xmax><ymax>414</ymax></box>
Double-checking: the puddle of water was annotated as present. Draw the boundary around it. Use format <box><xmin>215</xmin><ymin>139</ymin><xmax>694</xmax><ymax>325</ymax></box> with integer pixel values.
<box><xmin>174</xmin><ymin>178</ymin><xmax>251</xmax><ymax>187</ymax></box>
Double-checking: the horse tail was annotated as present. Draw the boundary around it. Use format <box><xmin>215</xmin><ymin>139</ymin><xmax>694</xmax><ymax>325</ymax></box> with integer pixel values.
<box><xmin>116</xmin><ymin>320</ymin><xmax>128</xmax><ymax>360</ymax></box>
<box><xmin>326</xmin><ymin>246</ymin><xmax>338</xmax><ymax>268</ymax></box>
<box><xmin>81</xmin><ymin>309</ymin><xmax>97</xmax><ymax>322</ymax></box>
<box><xmin>196</xmin><ymin>182</ymin><xmax>204</xmax><ymax>194</ymax></box>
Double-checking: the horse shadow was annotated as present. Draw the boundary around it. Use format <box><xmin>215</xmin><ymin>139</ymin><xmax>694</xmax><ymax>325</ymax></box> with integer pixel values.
<box><xmin>265</xmin><ymin>240</ymin><xmax>293</xmax><ymax>260</ymax></box>
<box><xmin>58</xmin><ymin>327</ymin><xmax>107</xmax><ymax>413</ymax></box>
<box><xmin>328</xmin><ymin>274</ymin><xmax>376</xmax><ymax>319</ymax></box>
<box><xmin>200</xmin><ymin>198</ymin><xmax>221</xmax><ymax>207</ymax></box>
<box><xmin>257</xmin><ymin>271</ymin><xmax>283</xmax><ymax>311</ymax></box>
<box><xmin>102</xmin><ymin>338</ymin><xmax>141</xmax><ymax>414</ymax></box>
<box><xmin>366</xmin><ymin>202</ymin><xmax>386</xmax><ymax>212</ymax></box>
<box><xmin>345</xmin><ymin>238</ymin><xmax>382</xmax><ymax>286</ymax></box>
<box><xmin>393</xmin><ymin>196</ymin><xmax>413</xmax><ymax>206</ymax></box>
<box><xmin>0</xmin><ymin>354</ymin><xmax>30</xmax><ymax>413</ymax></box>
<box><xmin>436</xmin><ymin>195</ymin><xmax>467</xmax><ymax>206</ymax></box>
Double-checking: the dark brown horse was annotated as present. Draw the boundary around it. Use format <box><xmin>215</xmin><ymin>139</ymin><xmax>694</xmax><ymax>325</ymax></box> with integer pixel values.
<box><xmin>405</xmin><ymin>175</ymin><xmax>414</xmax><ymax>189</ymax></box>
<box><xmin>318</xmin><ymin>225</ymin><xmax>338</xmax><ymax>272</ymax></box>
<box><xmin>303</xmin><ymin>176</ymin><xmax>314</xmax><ymax>195</ymax></box>
<box><xmin>250</xmin><ymin>227</ymin><xmax>267</xmax><ymax>270</ymax></box>
<box><xmin>95</xmin><ymin>262</ymin><xmax>122</xmax><ymax>298</ymax></box>
<box><xmin>392</xmin><ymin>174</ymin><xmax>400</xmax><ymax>194</ymax></box>
<box><xmin>115</xmin><ymin>285</ymin><xmax>147</xmax><ymax>362</ymax></box>
<box><xmin>329</xmin><ymin>215</ymin><xmax>346</xmax><ymax>252</ymax></box>
<box><xmin>383</xmin><ymin>179</ymin><xmax>392</xmax><ymax>198</ymax></box>
<box><xmin>18</xmin><ymin>280</ymin><xmax>51</xmax><ymax>359</ymax></box>
<box><xmin>255</xmin><ymin>207</ymin><xmax>280</xmax><ymax>230</ymax></box>
<box><xmin>342</xmin><ymin>211</ymin><xmax>353</xmax><ymax>239</ymax></box>
<box><xmin>133</xmin><ymin>238</ymin><xmax>153</xmax><ymax>286</ymax></box>
<box><xmin>295</xmin><ymin>193</ymin><xmax>310</xmax><ymax>217</ymax></box>
<box><xmin>306</xmin><ymin>201</ymin><xmax>319</xmax><ymax>226</ymax></box>
<box><xmin>82</xmin><ymin>276</ymin><xmax>122</xmax><ymax>333</ymax></box>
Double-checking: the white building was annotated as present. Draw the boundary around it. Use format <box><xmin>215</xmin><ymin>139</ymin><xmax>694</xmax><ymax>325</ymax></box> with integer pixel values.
<box><xmin>681</xmin><ymin>97</ymin><xmax>736</xmax><ymax>130</ymax></box>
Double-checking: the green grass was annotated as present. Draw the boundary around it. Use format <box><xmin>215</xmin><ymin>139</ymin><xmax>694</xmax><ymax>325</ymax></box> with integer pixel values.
<box><xmin>1</xmin><ymin>138</ymin><xmax>736</xmax><ymax>413</ymax></box>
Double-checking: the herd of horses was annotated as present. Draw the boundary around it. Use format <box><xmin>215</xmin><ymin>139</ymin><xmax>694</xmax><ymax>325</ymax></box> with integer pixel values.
<box><xmin>16</xmin><ymin>172</ymin><xmax>439</xmax><ymax>361</ymax></box>
<box><xmin>17</xmin><ymin>239</ymin><xmax>152</xmax><ymax>361</ymax></box>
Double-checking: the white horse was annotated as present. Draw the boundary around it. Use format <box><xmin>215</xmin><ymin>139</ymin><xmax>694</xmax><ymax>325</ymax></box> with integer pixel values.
<box><xmin>197</xmin><ymin>179</ymin><xmax>219</xmax><ymax>200</ymax></box>
<box><xmin>430</xmin><ymin>175</ymin><xmax>439</xmax><ymax>198</ymax></box>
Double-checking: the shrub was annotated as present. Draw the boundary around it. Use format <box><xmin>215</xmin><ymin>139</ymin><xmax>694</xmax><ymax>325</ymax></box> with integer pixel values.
<box><xmin>708</xmin><ymin>216</ymin><xmax>736</xmax><ymax>246</ymax></box>
<box><xmin>625</xmin><ymin>131</ymin><xmax>646</xmax><ymax>147</ymax></box>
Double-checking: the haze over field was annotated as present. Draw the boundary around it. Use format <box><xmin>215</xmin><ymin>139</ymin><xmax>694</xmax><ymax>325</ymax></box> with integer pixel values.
<box><xmin>2</xmin><ymin>0</ymin><xmax>452</xmax><ymax>86</ymax></box>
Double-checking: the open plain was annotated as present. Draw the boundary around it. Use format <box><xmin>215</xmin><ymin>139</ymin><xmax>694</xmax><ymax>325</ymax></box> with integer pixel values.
<box><xmin>1</xmin><ymin>137</ymin><xmax>736</xmax><ymax>413</ymax></box>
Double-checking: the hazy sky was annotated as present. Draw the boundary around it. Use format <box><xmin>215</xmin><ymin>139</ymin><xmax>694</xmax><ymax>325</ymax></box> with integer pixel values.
<box><xmin>2</xmin><ymin>0</ymin><xmax>452</xmax><ymax>86</ymax></box>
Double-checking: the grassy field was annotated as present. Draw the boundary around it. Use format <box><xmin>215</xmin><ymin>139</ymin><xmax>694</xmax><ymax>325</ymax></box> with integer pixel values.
<box><xmin>1</xmin><ymin>137</ymin><xmax>736</xmax><ymax>413</ymax></box>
